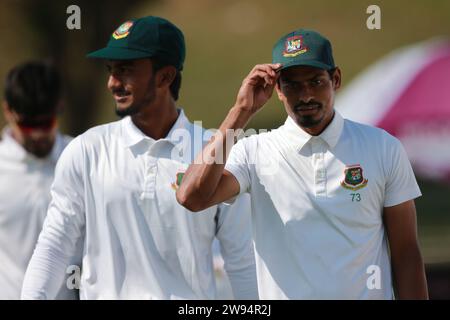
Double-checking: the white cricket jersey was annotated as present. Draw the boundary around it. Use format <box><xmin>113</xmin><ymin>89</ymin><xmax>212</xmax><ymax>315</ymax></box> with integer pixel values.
<box><xmin>21</xmin><ymin>109</ymin><xmax>257</xmax><ymax>300</ymax></box>
<box><xmin>0</xmin><ymin>128</ymin><xmax>77</xmax><ymax>299</ymax></box>
<box><xmin>225</xmin><ymin>111</ymin><xmax>421</xmax><ymax>299</ymax></box>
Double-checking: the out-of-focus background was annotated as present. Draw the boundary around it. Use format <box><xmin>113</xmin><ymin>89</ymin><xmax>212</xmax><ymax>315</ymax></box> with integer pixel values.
<box><xmin>0</xmin><ymin>0</ymin><xmax>449</xmax><ymax>299</ymax></box>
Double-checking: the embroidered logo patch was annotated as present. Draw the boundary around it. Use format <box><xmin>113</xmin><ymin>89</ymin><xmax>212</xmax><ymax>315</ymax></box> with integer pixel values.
<box><xmin>341</xmin><ymin>164</ymin><xmax>368</xmax><ymax>190</ymax></box>
<box><xmin>171</xmin><ymin>172</ymin><xmax>185</xmax><ymax>190</ymax></box>
<box><xmin>283</xmin><ymin>35</ymin><xmax>308</xmax><ymax>57</ymax></box>
<box><xmin>112</xmin><ymin>21</ymin><xmax>134</xmax><ymax>40</ymax></box>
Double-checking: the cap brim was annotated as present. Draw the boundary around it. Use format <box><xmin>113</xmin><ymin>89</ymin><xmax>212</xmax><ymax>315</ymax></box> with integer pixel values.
<box><xmin>86</xmin><ymin>47</ymin><xmax>156</xmax><ymax>60</ymax></box>
<box><xmin>277</xmin><ymin>60</ymin><xmax>334</xmax><ymax>71</ymax></box>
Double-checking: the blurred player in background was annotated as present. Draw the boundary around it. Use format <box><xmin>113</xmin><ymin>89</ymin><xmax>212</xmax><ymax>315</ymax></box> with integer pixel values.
<box><xmin>0</xmin><ymin>61</ymin><xmax>78</xmax><ymax>299</ymax></box>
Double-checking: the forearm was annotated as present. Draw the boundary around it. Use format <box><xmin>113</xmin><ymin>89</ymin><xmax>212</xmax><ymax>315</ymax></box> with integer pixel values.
<box><xmin>391</xmin><ymin>246</ymin><xmax>429</xmax><ymax>299</ymax></box>
<box><xmin>176</xmin><ymin>106</ymin><xmax>254</xmax><ymax>209</ymax></box>
<box><xmin>177</xmin><ymin>63</ymin><xmax>279</xmax><ymax>210</ymax></box>
<box><xmin>226</xmin><ymin>264</ymin><xmax>259</xmax><ymax>300</ymax></box>
<box><xmin>21</xmin><ymin>227</ymin><xmax>74</xmax><ymax>299</ymax></box>
<box><xmin>22</xmin><ymin>138</ymin><xmax>86</xmax><ymax>299</ymax></box>
<box><xmin>22</xmin><ymin>198</ymin><xmax>84</xmax><ymax>299</ymax></box>
<box><xmin>21</xmin><ymin>241</ymin><xmax>70</xmax><ymax>299</ymax></box>
<box><xmin>216</xmin><ymin>195</ymin><xmax>258</xmax><ymax>299</ymax></box>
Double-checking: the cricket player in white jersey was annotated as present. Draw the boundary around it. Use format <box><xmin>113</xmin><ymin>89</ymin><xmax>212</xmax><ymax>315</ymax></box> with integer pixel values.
<box><xmin>177</xmin><ymin>29</ymin><xmax>429</xmax><ymax>299</ymax></box>
<box><xmin>0</xmin><ymin>61</ymin><xmax>78</xmax><ymax>299</ymax></box>
<box><xmin>21</xmin><ymin>16</ymin><xmax>257</xmax><ymax>300</ymax></box>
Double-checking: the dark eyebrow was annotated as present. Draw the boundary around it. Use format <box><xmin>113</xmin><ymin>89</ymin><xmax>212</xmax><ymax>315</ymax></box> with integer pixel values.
<box><xmin>280</xmin><ymin>77</ymin><xmax>296</xmax><ymax>83</ymax></box>
<box><xmin>118</xmin><ymin>61</ymin><xmax>134</xmax><ymax>67</ymax></box>
<box><xmin>281</xmin><ymin>71</ymin><xmax>327</xmax><ymax>83</ymax></box>
<box><xmin>310</xmin><ymin>72</ymin><xmax>328</xmax><ymax>80</ymax></box>
<box><xmin>106</xmin><ymin>60</ymin><xmax>134</xmax><ymax>68</ymax></box>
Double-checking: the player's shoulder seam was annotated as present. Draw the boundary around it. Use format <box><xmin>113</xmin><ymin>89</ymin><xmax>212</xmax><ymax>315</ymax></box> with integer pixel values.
<box><xmin>343</xmin><ymin>119</ymin><xmax>403</xmax><ymax>154</ymax></box>
<box><xmin>344</xmin><ymin>118</ymin><xmax>393</xmax><ymax>139</ymax></box>
<box><xmin>78</xmin><ymin>120</ymin><xmax>122</xmax><ymax>142</ymax></box>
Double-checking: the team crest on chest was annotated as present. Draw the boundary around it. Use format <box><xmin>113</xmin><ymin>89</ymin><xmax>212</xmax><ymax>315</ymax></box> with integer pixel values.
<box><xmin>171</xmin><ymin>172</ymin><xmax>185</xmax><ymax>190</ymax></box>
<box><xmin>112</xmin><ymin>21</ymin><xmax>134</xmax><ymax>40</ymax></box>
<box><xmin>341</xmin><ymin>164</ymin><xmax>368</xmax><ymax>190</ymax></box>
<box><xmin>283</xmin><ymin>35</ymin><xmax>308</xmax><ymax>57</ymax></box>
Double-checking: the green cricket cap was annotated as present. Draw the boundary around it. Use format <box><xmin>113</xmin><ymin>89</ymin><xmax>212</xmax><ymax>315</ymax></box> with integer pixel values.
<box><xmin>272</xmin><ymin>29</ymin><xmax>335</xmax><ymax>71</ymax></box>
<box><xmin>87</xmin><ymin>16</ymin><xmax>185</xmax><ymax>70</ymax></box>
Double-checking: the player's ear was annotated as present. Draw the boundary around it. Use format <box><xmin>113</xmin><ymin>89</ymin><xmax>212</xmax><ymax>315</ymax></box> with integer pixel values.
<box><xmin>55</xmin><ymin>99</ymin><xmax>64</xmax><ymax>115</ymax></box>
<box><xmin>2</xmin><ymin>101</ymin><xmax>12</xmax><ymax>119</ymax></box>
<box><xmin>332</xmin><ymin>67</ymin><xmax>342</xmax><ymax>90</ymax></box>
<box><xmin>275</xmin><ymin>79</ymin><xmax>284</xmax><ymax>101</ymax></box>
<box><xmin>155</xmin><ymin>65</ymin><xmax>177</xmax><ymax>89</ymax></box>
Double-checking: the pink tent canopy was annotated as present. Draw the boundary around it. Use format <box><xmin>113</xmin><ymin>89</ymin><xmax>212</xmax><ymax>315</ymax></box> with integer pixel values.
<box><xmin>336</xmin><ymin>39</ymin><xmax>450</xmax><ymax>181</ymax></box>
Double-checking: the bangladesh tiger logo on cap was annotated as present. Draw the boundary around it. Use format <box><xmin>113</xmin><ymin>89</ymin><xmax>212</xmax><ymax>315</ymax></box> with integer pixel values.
<box><xmin>112</xmin><ymin>21</ymin><xmax>134</xmax><ymax>40</ymax></box>
<box><xmin>341</xmin><ymin>164</ymin><xmax>368</xmax><ymax>190</ymax></box>
<box><xmin>283</xmin><ymin>35</ymin><xmax>308</xmax><ymax>57</ymax></box>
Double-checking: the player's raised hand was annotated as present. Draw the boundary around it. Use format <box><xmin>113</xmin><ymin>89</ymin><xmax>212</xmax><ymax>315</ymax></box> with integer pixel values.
<box><xmin>235</xmin><ymin>63</ymin><xmax>281</xmax><ymax>114</ymax></box>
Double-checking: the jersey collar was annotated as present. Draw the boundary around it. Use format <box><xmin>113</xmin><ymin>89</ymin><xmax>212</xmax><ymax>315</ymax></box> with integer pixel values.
<box><xmin>281</xmin><ymin>109</ymin><xmax>345</xmax><ymax>151</ymax></box>
<box><xmin>121</xmin><ymin>108</ymin><xmax>192</xmax><ymax>149</ymax></box>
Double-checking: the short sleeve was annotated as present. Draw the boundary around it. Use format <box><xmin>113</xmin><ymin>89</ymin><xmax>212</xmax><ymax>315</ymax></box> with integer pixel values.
<box><xmin>384</xmin><ymin>135</ymin><xmax>422</xmax><ymax>207</ymax></box>
<box><xmin>225</xmin><ymin>138</ymin><xmax>252</xmax><ymax>196</ymax></box>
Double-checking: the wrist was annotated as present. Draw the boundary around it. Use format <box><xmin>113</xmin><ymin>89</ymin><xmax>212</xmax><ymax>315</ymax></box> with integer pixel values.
<box><xmin>231</xmin><ymin>104</ymin><xmax>256</xmax><ymax>118</ymax></box>
<box><xmin>219</xmin><ymin>105</ymin><xmax>254</xmax><ymax>133</ymax></box>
